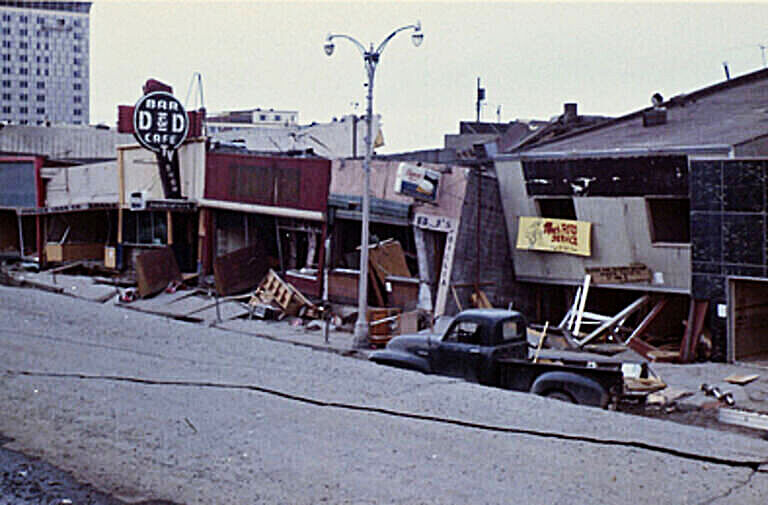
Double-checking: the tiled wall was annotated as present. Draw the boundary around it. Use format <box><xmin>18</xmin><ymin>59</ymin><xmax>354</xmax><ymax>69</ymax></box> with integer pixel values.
<box><xmin>690</xmin><ymin>159</ymin><xmax>768</xmax><ymax>360</ymax></box>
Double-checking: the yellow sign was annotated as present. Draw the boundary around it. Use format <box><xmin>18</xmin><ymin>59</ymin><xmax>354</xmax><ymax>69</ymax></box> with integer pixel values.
<box><xmin>516</xmin><ymin>217</ymin><xmax>592</xmax><ymax>256</ymax></box>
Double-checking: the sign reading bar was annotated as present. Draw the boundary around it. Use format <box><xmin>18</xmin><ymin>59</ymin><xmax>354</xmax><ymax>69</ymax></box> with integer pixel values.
<box><xmin>516</xmin><ymin>216</ymin><xmax>592</xmax><ymax>256</ymax></box>
<box><xmin>132</xmin><ymin>91</ymin><xmax>189</xmax><ymax>153</ymax></box>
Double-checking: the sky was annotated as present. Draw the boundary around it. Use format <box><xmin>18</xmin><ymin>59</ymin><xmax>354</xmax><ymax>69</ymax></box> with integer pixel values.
<box><xmin>89</xmin><ymin>1</ymin><xmax>768</xmax><ymax>153</ymax></box>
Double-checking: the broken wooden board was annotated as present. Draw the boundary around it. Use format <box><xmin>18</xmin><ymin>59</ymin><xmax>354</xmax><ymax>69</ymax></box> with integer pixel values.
<box><xmin>645</xmin><ymin>386</ymin><xmax>689</xmax><ymax>405</ymax></box>
<box><xmin>724</xmin><ymin>374</ymin><xmax>760</xmax><ymax>386</ymax></box>
<box><xmin>386</xmin><ymin>275</ymin><xmax>420</xmax><ymax>310</ymax></box>
<box><xmin>585</xmin><ymin>264</ymin><xmax>651</xmax><ymax>284</ymax></box>
<box><xmin>135</xmin><ymin>247</ymin><xmax>182</xmax><ymax>298</ymax></box>
<box><xmin>214</xmin><ymin>243</ymin><xmax>269</xmax><ymax>296</ymax></box>
<box><xmin>252</xmin><ymin>269</ymin><xmax>319</xmax><ymax>318</ymax></box>
<box><xmin>368</xmin><ymin>239</ymin><xmax>411</xmax><ymax>278</ymax></box>
<box><xmin>471</xmin><ymin>289</ymin><xmax>493</xmax><ymax>309</ymax></box>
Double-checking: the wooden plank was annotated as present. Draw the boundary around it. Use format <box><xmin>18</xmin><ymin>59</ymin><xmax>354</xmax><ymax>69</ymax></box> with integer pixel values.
<box><xmin>573</xmin><ymin>274</ymin><xmax>590</xmax><ymax>335</ymax></box>
<box><xmin>213</xmin><ymin>243</ymin><xmax>268</xmax><ymax>296</ymax></box>
<box><xmin>135</xmin><ymin>247</ymin><xmax>182</xmax><ymax>298</ymax></box>
<box><xmin>724</xmin><ymin>374</ymin><xmax>760</xmax><ymax>385</ymax></box>
<box><xmin>577</xmin><ymin>295</ymin><xmax>649</xmax><ymax>347</ymax></box>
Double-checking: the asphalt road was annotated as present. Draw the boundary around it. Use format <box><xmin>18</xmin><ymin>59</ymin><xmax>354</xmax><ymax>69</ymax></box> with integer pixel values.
<box><xmin>1</xmin><ymin>285</ymin><xmax>768</xmax><ymax>504</ymax></box>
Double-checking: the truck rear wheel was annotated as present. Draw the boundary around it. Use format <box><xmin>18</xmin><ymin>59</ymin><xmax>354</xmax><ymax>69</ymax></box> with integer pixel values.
<box><xmin>545</xmin><ymin>390</ymin><xmax>575</xmax><ymax>403</ymax></box>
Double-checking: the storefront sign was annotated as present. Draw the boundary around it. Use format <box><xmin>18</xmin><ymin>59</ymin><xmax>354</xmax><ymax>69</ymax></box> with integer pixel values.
<box><xmin>516</xmin><ymin>216</ymin><xmax>592</xmax><ymax>256</ymax></box>
<box><xmin>132</xmin><ymin>92</ymin><xmax>189</xmax><ymax>153</ymax></box>
<box><xmin>395</xmin><ymin>162</ymin><xmax>440</xmax><ymax>202</ymax></box>
<box><xmin>132</xmin><ymin>91</ymin><xmax>188</xmax><ymax>199</ymax></box>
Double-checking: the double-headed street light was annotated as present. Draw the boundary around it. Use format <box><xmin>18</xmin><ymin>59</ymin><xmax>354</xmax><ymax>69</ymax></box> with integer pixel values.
<box><xmin>324</xmin><ymin>22</ymin><xmax>424</xmax><ymax>348</ymax></box>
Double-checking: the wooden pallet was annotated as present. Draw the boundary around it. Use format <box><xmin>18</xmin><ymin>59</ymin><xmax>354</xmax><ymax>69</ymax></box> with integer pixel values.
<box><xmin>251</xmin><ymin>269</ymin><xmax>319</xmax><ymax>318</ymax></box>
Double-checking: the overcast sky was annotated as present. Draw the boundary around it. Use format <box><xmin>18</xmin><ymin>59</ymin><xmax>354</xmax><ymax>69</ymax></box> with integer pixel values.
<box><xmin>89</xmin><ymin>1</ymin><xmax>768</xmax><ymax>153</ymax></box>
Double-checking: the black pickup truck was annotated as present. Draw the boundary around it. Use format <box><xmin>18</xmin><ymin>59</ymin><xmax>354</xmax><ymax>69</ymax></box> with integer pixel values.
<box><xmin>370</xmin><ymin>308</ymin><xmax>642</xmax><ymax>408</ymax></box>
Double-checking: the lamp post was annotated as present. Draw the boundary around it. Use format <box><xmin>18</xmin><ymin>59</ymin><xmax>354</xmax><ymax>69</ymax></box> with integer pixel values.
<box><xmin>324</xmin><ymin>22</ymin><xmax>424</xmax><ymax>348</ymax></box>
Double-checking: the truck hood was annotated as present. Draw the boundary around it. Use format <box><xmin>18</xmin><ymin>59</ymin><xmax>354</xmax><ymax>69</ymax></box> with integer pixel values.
<box><xmin>385</xmin><ymin>333</ymin><xmax>436</xmax><ymax>352</ymax></box>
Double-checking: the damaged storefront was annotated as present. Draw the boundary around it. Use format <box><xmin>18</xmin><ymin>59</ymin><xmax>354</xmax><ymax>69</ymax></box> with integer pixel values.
<box><xmin>199</xmin><ymin>152</ymin><xmax>331</xmax><ymax>297</ymax></box>
<box><xmin>497</xmin><ymin>153</ymin><xmax>708</xmax><ymax>362</ymax></box>
<box><xmin>115</xmin><ymin>139</ymin><xmax>205</xmax><ymax>295</ymax></box>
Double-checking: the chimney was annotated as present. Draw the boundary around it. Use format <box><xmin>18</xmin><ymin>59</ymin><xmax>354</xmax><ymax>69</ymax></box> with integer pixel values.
<box><xmin>563</xmin><ymin>103</ymin><xmax>578</xmax><ymax>126</ymax></box>
<box><xmin>643</xmin><ymin>93</ymin><xmax>667</xmax><ymax>127</ymax></box>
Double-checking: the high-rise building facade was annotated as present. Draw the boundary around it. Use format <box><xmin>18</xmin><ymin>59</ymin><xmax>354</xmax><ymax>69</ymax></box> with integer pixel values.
<box><xmin>0</xmin><ymin>1</ymin><xmax>90</xmax><ymax>126</ymax></box>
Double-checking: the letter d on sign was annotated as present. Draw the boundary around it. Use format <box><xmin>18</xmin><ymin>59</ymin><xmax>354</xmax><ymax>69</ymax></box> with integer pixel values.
<box><xmin>172</xmin><ymin>113</ymin><xmax>186</xmax><ymax>133</ymax></box>
<box><xmin>138</xmin><ymin>110</ymin><xmax>153</xmax><ymax>129</ymax></box>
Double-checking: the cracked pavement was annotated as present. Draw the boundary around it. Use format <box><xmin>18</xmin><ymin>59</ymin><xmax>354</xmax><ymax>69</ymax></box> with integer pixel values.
<box><xmin>2</xmin><ymin>285</ymin><xmax>768</xmax><ymax>504</ymax></box>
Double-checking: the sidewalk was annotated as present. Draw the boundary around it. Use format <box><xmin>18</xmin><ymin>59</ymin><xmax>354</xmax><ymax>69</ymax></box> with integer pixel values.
<box><xmin>7</xmin><ymin>268</ymin><xmax>768</xmax><ymax>432</ymax></box>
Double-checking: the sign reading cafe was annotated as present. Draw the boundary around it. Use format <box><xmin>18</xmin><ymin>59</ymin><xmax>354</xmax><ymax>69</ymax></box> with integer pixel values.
<box><xmin>132</xmin><ymin>91</ymin><xmax>189</xmax><ymax>199</ymax></box>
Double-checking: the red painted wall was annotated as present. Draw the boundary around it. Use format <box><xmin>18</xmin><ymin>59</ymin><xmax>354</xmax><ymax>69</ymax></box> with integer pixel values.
<box><xmin>204</xmin><ymin>153</ymin><xmax>331</xmax><ymax>212</ymax></box>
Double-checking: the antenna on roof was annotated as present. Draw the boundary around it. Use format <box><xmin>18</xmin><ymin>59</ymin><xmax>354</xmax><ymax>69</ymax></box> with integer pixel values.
<box><xmin>760</xmin><ymin>44</ymin><xmax>767</xmax><ymax>68</ymax></box>
<box><xmin>184</xmin><ymin>72</ymin><xmax>205</xmax><ymax>111</ymax></box>
<box><xmin>722</xmin><ymin>61</ymin><xmax>731</xmax><ymax>80</ymax></box>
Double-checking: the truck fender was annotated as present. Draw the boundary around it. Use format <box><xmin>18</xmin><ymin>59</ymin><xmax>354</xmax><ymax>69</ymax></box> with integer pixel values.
<box><xmin>530</xmin><ymin>371</ymin><xmax>609</xmax><ymax>408</ymax></box>
<box><xmin>369</xmin><ymin>350</ymin><xmax>431</xmax><ymax>374</ymax></box>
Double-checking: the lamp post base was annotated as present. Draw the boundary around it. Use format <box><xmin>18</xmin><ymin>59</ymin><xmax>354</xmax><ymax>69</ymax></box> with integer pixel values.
<box><xmin>353</xmin><ymin>318</ymin><xmax>369</xmax><ymax>349</ymax></box>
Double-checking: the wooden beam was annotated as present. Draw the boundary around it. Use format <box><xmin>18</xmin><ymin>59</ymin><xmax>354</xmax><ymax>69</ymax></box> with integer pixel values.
<box><xmin>577</xmin><ymin>295</ymin><xmax>649</xmax><ymax>347</ymax></box>
<box><xmin>573</xmin><ymin>274</ymin><xmax>591</xmax><ymax>336</ymax></box>
<box><xmin>625</xmin><ymin>298</ymin><xmax>668</xmax><ymax>344</ymax></box>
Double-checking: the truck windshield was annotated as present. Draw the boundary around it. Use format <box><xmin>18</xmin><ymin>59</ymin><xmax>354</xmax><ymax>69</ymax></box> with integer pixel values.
<box><xmin>502</xmin><ymin>319</ymin><xmax>522</xmax><ymax>341</ymax></box>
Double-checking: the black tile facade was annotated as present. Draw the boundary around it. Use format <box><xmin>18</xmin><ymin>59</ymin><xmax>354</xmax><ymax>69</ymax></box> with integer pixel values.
<box><xmin>690</xmin><ymin>159</ymin><xmax>768</xmax><ymax>361</ymax></box>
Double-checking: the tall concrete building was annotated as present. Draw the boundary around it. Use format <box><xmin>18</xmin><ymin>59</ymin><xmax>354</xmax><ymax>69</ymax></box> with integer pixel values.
<box><xmin>0</xmin><ymin>1</ymin><xmax>90</xmax><ymax>126</ymax></box>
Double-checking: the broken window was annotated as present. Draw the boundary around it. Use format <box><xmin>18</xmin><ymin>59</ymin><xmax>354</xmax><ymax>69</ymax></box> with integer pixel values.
<box><xmin>122</xmin><ymin>211</ymin><xmax>167</xmax><ymax>246</ymax></box>
<box><xmin>277</xmin><ymin>218</ymin><xmax>322</xmax><ymax>277</ymax></box>
<box><xmin>536</xmin><ymin>197</ymin><xmax>577</xmax><ymax>220</ymax></box>
<box><xmin>646</xmin><ymin>197</ymin><xmax>690</xmax><ymax>244</ymax></box>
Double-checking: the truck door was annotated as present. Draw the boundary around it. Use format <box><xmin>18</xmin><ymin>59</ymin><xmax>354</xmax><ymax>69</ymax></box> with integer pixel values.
<box><xmin>433</xmin><ymin>320</ymin><xmax>482</xmax><ymax>379</ymax></box>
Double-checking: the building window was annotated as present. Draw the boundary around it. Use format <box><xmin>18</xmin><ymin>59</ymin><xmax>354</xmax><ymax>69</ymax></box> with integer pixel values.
<box><xmin>1</xmin><ymin>93</ymin><xmax>9</xmax><ymax>100</ymax></box>
<box><xmin>2</xmin><ymin>14</ymin><xmax>10</xmax><ymax>22</ymax></box>
<box><xmin>646</xmin><ymin>197</ymin><xmax>690</xmax><ymax>244</ymax></box>
<box><xmin>73</xmin><ymin>70</ymin><xmax>81</xmax><ymax>78</ymax></box>
<box><xmin>1</xmin><ymin>67</ymin><xmax>10</xmax><ymax>75</ymax></box>
<box><xmin>19</xmin><ymin>55</ymin><xmax>27</xmax><ymax>62</ymax></box>
<box><xmin>73</xmin><ymin>45</ymin><xmax>81</xmax><ymax>53</ymax></box>
<box><xmin>74</xmin><ymin>19</ymin><xmax>81</xmax><ymax>27</ymax></box>
<box><xmin>1</xmin><ymin>28</ymin><xmax>10</xmax><ymax>36</ymax></box>
<box><xmin>1</xmin><ymin>54</ymin><xmax>9</xmax><ymax>62</ymax></box>
<box><xmin>19</xmin><ymin>106</ymin><xmax>27</xmax><ymax>114</ymax></box>
<box><xmin>122</xmin><ymin>211</ymin><xmax>168</xmax><ymax>246</ymax></box>
<box><xmin>37</xmin><ymin>17</ymin><xmax>44</xmax><ymax>24</ymax></box>
<box><xmin>20</xmin><ymin>81</ymin><xmax>28</xmax><ymax>88</ymax></box>
<box><xmin>73</xmin><ymin>57</ymin><xmax>81</xmax><ymax>65</ymax></box>
<box><xmin>19</xmin><ymin>15</ymin><xmax>28</xmax><ymax>23</ymax></box>
<box><xmin>19</xmin><ymin>68</ymin><xmax>28</xmax><ymax>75</ymax></box>
<box><xmin>1</xmin><ymin>80</ymin><xmax>10</xmax><ymax>88</ymax></box>
<box><xmin>73</xmin><ymin>109</ymin><xmax>82</xmax><ymax>116</ymax></box>
<box><xmin>19</xmin><ymin>41</ymin><xmax>27</xmax><ymax>49</ymax></box>
<box><xmin>2</xmin><ymin>41</ymin><xmax>10</xmax><ymax>49</ymax></box>
<box><xmin>19</xmin><ymin>94</ymin><xmax>27</xmax><ymax>101</ymax></box>
<box><xmin>73</xmin><ymin>96</ymin><xmax>81</xmax><ymax>103</ymax></box>
<box><xmin>2</xmin><ymin>106</ymin><xmax>10</xmax><ymax>114</ymax></box>
<box><xmin>274</xmin><ymin>115</ymin><xmax>281</xmax><ymax>121</ymax></box>
<box><xmin>536</xmin><ymin>197</ymin><xmax>577</xmax><ymax>220</ymax></box>
<box><xmin>36</xmin><ymin>82</ymin><xmax>44</xmax><ymax>89</ymax></box>
<box><xmin>19</xmin><ymin>29</ymin><xmax>27</xmax><ymax>36</ymax></box>
<box><xmin>73</xmin><ymin>83</ymin><xmax>81</xmax><ymax>90</ymax></box>
<box><xmin>259</xmin><ymin>114</ymin><xmax>267</xmax><ymax>120</ymax></box>
<box><xmin>74</xmin><ymin>32</ymin><xmax>82</xmax><ymax>40</ymax></box>
<box><xmin>36</xmin><ymin>94</ymin><xmax>44</xmax><ymax>102</ymax></box>
<box><xmin>36</xmin><ymin>107</ymin><xmax>45</xmax><ymax>114</ymax></box>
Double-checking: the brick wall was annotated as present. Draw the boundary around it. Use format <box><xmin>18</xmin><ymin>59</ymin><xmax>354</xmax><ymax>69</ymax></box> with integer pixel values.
<box><xmin>446</xmin><ymin>168</ymin><xmax>522</xmax><ymax>314</ymax></box>
<box><xmin>690</xmin><ymin>159</ymin><xmax>768</xmax><ymax>361</ymax></box>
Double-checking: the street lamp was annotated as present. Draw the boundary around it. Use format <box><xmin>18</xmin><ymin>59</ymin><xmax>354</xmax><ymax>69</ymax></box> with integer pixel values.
<box><xmin>324</xmin><ymin>22</ymin><xmax>424</xmax><ymax>348</ymax></box>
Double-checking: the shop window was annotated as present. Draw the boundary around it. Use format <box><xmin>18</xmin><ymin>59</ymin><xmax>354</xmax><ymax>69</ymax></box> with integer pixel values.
<box><xmin>536</xmin><ymin>197</ymin><xmax>577</xmax><ymax>220</ymax></box>
<box><xmin>122</xmin><ymin>211</ymin><xmax>167</xmax><ymax>246</ymax></box>
<box><xmin>646</xmin><ymin>197</ymin><xmax>690</xmax><ymax>244</ymax></box>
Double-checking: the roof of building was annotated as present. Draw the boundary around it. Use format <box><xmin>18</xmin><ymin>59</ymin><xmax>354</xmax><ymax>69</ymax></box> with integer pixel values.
<box><xmin>514</xmin><ymin>67</ymin><xmax>768</xmax><ymax>157</ymax></box>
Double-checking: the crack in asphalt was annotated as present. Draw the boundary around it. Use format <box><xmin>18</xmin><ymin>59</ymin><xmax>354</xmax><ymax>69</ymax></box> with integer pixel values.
<box><xmin>7</xmin><ymin>369</ymin><xmax>768</xmax><ymax>472</ymax></box>
<box><xmin>696</xmin><ymin>469</ymin><xmax>758</xmax><ymax>505</ymax></box>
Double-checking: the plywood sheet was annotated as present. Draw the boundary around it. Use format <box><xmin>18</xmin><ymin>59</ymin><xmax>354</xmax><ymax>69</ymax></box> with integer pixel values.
<box><xmin>135</xmin><ymin>247</ymin><xmax>181</xmax><ymax>298</ymax></box>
